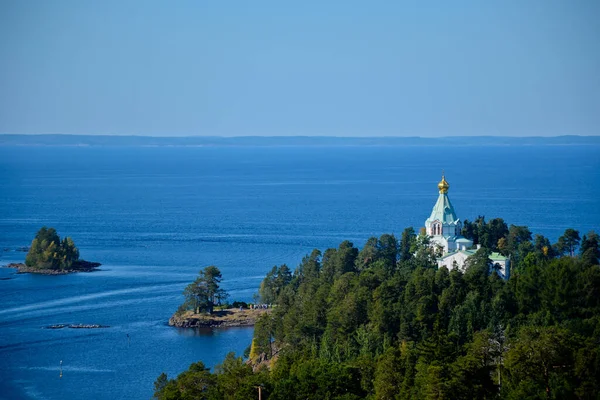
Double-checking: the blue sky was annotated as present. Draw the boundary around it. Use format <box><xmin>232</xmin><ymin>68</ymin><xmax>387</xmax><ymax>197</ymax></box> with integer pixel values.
<box><xmin>0</xmin><ymin>1</ymin><xmax>598</xmax><ymax>137</ymax></box>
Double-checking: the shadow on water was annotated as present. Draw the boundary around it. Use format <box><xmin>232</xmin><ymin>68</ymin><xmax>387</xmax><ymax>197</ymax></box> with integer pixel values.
<box><xmin>173</xmin><ymin>325</ymin><xmax>254</xmax><ymax>338</ymax></box>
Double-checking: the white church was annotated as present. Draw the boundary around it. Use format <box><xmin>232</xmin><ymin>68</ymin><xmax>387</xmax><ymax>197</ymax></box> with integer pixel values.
<box><xmin>425</xmin><ymin>175</ymin><xmax>510</xmax><ymax>279</ymax></box>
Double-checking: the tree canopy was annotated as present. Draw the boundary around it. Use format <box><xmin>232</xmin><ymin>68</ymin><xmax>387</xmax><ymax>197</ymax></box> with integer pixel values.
<box><xmin>155</xmin><ymin>224</ymin><xmax>600</xmax><ymax>400</ymax></box>
<box><xmin>25</xmin><ymin>227</ymin><xmax>80</xmax><ymax>270</ymax></box>
<box><xmin>181</xmin><ymin>266</ymin><xmax>228</xmax><ymax>314</ymax></box>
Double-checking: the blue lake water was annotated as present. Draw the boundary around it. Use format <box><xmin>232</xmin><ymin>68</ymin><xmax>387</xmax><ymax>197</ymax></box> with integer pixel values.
<box><xmin>0</xmin><ymin>144</ymin><xmax>599</xmax><ymax>399</ymax></box>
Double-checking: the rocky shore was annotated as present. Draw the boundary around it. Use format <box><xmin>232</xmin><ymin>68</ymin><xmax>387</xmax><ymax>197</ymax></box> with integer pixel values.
<box><xmin>45</xmin><ymin>324</ymin><xmax>110</xmax><ymax>329</ymax></box>
<box><xmin>5</xmin><ymin>261</ymin><xmax>101</xmax><ymax>275</ymax></box>
<box><xmin>169</xmin><ymin>308</ymin><xmax>271</xmax><ymax>328</ymax></box>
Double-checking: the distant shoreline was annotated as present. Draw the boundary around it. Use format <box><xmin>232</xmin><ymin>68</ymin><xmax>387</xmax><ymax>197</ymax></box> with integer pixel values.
<box><xmin>1</xmin><ymin>134</ymin><xmax>599</xmax><ymax>147</ymax></box>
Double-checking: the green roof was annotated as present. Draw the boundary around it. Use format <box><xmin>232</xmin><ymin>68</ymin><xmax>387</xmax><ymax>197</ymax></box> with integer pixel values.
<box><xmin>426</xmin><ymin>193</ymin><xmax>458</xmax><ymax>225</ymax></box>
<box><xmin>490</xmin><ymin>252</ymin><xmax>508</xmax><ymax>261</ymax></box>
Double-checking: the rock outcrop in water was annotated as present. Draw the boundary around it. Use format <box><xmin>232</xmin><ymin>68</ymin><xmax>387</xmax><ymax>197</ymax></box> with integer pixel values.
<box><xmin>45</xmin><ymin>324</ymin><xmax>110</xmax><ymax>329</ymax></box>
<box><xmin>5</xmin><ymin>261</ymin><xmax>101</xmax><ymax>275</ymax></box>
<box><xmin>169</xmin><ymin>308</ymin><xmax>271</xmax><ymax>328</ymax></box>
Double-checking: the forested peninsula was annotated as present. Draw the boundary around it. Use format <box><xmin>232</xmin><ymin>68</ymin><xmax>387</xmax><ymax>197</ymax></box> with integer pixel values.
<box><xmin>169</xmin><ymin>266</ymin><xmax>271</xmax><ymax>328</ymax></box>
<box><xmin>154</xmin><ymin>219</ymin><xmax>600</xmax><ymax>400</ymax></box>
<box><xmin>7</xmin><ymin>227</ymin><xmax>100</xmax><ymax>274</ymax></box>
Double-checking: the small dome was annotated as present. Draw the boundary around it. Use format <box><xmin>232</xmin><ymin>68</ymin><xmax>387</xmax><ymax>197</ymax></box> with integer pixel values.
<box><xmin>438</xmin><ymin>175</ymin><xmax>450</xmax><ymax>194</ymax></box>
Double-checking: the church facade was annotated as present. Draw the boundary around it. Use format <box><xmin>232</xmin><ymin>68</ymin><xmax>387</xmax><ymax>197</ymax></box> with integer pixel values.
<box><xmin>425</xmin><ymin>175</ymin><xmax>473</xmax><ymax>253</ymax></box>
<box><xmin>425</xmin><ymin>175</ymin><xmax>510</xmax><ymax>279</ymax></box>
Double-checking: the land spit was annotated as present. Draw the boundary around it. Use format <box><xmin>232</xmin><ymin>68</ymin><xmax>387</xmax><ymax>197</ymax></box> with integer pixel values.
<box><xmin>169</xmin><ymin>308</ymin><xmax>272</xmax><ymax>328</ymax></box>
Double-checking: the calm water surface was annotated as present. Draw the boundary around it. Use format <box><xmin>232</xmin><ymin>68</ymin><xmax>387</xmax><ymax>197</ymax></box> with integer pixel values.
<box><xmin>0</xmin><ymin>145</ymin><xmax>599</xmax><ymax>399</ymax></box>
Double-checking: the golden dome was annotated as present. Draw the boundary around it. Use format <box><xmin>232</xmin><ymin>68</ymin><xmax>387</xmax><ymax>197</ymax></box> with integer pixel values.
<box><xmin>438</xmin><ymin>175</ymin><xmax>449</xmax><ymax>194</ymax></box>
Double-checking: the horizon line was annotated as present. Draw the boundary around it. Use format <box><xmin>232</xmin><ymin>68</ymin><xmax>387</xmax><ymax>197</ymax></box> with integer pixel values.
<box><xmin>1</xmin><ymin>133</ymin><xmax>599</xmax><ymax>139</ymax></box>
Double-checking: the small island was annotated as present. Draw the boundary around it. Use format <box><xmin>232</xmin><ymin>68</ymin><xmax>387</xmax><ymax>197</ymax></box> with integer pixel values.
<box><xmin>169</xmin><ymin>265</ymin><xmax>271</xmax><ymax>328</ymax></box>
<box><xmin>6</xmin><ymin>227</ymin><xmax>100</xmax><ymax>275</ymax></box>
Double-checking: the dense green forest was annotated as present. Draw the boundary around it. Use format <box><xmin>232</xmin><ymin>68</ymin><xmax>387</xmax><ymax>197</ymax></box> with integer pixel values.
<box><xmin>25</xmin><ymin>227</ymin><xmax>80</xmax><ymax>270</ymax></box>
<box><xmin>154</xmin><ymin>219</ymin><xmax>600</xmax><ymax>400</ymax></box>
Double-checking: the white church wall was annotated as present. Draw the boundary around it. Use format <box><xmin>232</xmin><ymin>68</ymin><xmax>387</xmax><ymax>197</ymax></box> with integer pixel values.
<box><xmin>491</xmin><ymin>259</ymin><xmax>510</xmax><ymax>280</ymax></box>
<box><xmin>438</xmin><ymin>252</ymin><xmax>469</xmax><ymax>272</ymax></box>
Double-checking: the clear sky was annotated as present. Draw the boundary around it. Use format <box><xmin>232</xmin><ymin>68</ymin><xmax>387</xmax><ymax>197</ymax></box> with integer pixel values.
<box><xmin>0</xmin><ymin>1</ymin><xmax>598</xmax><ymax>137</ymax></box>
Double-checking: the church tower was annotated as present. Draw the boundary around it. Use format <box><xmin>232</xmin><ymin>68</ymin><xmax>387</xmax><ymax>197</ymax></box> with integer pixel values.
<box><xmin>425</xmin><ymin>175</ymin><xmax>473</xmax><ymax>253</ymax></box>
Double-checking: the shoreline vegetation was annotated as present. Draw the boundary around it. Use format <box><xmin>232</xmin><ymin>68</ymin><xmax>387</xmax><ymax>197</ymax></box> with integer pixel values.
<box><xmin>170</xmin><ymin>265</ymin><xmax>274</xmax><ymax>328</ymax></box>
<box><xmin>154</xmin><ymin>222</ymin><xmax>600</xmax><ymax>400</ymax></box>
